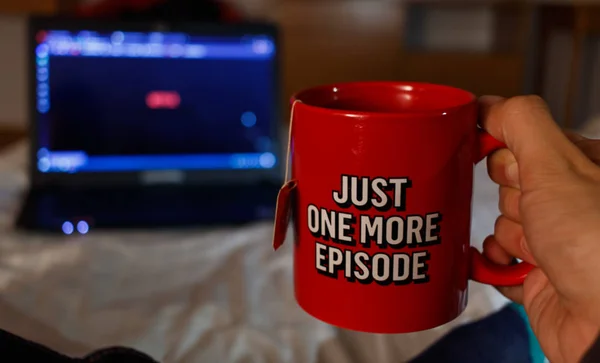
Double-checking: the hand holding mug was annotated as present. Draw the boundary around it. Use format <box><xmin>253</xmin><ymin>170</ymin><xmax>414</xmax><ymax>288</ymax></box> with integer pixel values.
<box><xmin>480</xmin><ymin>95</ymin><xmax>600</xmax><ymax>363</ymax></box>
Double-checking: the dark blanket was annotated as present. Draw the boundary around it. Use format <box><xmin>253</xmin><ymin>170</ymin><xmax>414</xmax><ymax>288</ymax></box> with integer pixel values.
<box><xmin>410</xmin><ymin>304</ymin><xmax>533</xmax><ymax>363</ymax></box>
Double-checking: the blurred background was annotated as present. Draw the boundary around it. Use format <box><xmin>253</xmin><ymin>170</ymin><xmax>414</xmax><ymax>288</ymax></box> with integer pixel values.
<box><xmin>1</xmin><ymin>0</ymin><xmax>599</xmax><ymax>149</ymax></box>
<box><xmin>0</xmin><ymin>0</ymin><xmax>597</xmax><ymax>362</ymax></box>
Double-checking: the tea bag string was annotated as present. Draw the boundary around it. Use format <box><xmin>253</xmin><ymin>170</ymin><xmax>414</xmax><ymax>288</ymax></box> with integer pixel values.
<box><xmin>285</xmin><ymin>100</ymin><xmax>298</xmax><ymax>183</ymax></box>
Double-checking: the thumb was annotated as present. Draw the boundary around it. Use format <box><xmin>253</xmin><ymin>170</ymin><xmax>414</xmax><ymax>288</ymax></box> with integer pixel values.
<box><xmin>479</xmin><ymin>95</ymin><xmax>591</xmax><ymax>190</ymax></box>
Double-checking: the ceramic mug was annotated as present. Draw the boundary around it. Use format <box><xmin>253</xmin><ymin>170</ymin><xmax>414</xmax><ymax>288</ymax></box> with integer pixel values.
<box><xmin>273</xmin><ymin>81</ymin><xmax>533</xmax><ymax>333</ymax></box>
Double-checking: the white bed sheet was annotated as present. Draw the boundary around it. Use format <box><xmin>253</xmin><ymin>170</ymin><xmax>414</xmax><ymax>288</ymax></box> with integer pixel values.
<box><xmin>0</xmin><ymin>141</ymin><xmax>509</xmax><ymax>363</ymax></box>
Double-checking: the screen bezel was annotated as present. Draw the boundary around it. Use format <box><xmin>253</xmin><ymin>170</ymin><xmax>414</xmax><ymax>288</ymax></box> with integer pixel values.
<box><xmin>28</xmin><ymin>16</ymin><xmax>283</xmax><ymax>188</ymax></box>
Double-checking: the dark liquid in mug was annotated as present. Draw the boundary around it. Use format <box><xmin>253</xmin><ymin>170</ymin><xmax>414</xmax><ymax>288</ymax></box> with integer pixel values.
<box><xmin>321</xmin><ymin>98</ymin><xmax>415</xmax><ymax>113</ymax></box>
<box><xmin>305</xmin><ymin>84</ymin><xmax>474</xmax><ymax>113</ymax></box>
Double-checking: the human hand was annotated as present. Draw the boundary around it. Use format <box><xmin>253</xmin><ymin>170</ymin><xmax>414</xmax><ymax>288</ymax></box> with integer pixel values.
<box><xmin>480</xmin><ymin>95</ymin><xmax>600</xmax><ymax>363</ymax></box>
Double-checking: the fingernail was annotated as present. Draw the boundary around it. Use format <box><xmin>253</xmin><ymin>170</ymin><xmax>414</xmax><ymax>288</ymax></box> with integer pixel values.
<box><xmin>507</xmin><ymin>162</ymin><xmax>519</xmax><ymax>184</ymax></box>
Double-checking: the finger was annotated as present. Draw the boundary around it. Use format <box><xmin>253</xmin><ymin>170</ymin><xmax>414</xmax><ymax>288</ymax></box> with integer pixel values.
<box><xmin>522</xmin><ymin>268</ymin><xmax>550</xmax><ymax>318</ymax></box>
<box><xmin>483</xmin><ymin>235</ymin><xmax>513</xmax><ymax>265</ymax></box>
<box><xmin>479</xmin><ymin>95</ymin><xmax>589</xmax><ymax>190</ymax></box>
<box><xmin>487</xmin><ymin>148</ymin><xmax>519</xmax><ymax>188</ymax></box>
<box><xmin>497</xmin><ymin>285</ymin><xmax>524</xmax><ymax>305</ymax></box>
<box><xmin>499</xmin><ymin>186</ymin><xmax>521</xmax><ymax>222</ymax></box>
<box><xmin>494</xmin><ymin>216</ymin><xmax>536</xmax><ymax>264</ymax></box>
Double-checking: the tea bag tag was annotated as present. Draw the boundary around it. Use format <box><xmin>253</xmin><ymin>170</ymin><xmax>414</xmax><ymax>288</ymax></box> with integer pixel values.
<box><xmin>272</xmin><ymin>180</ymin><xmax>297</xmax><ymax>250</ymax></box>
<box><xmin>272</xmin><ymin>101</ymin><xmax>299</xmax><ymax>250</ymax></box>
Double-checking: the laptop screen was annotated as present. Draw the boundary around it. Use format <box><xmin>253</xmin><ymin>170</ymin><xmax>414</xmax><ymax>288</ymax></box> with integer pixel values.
<box><xmin>33</xmin><ymin>27</ymin><xmax>278</xmax><ymax>173</ymax></box>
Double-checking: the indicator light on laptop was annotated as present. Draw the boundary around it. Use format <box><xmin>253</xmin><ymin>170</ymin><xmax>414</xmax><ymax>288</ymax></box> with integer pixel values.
<box><xmin>76</xmin><ymin>221</ymin><xmax>89</xmax><ymax>235</ymax></box>
<box><xmin>62</xmin><ymin>221</ymin><xmax>74</xmax><ymax>235</ymax></box>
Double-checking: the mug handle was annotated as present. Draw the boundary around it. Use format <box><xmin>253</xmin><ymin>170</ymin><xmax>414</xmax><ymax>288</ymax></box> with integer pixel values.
<box><xmin>469</xmin><ymin>129</ymin><xmax>534</xmax><ymax>286</ymax></box>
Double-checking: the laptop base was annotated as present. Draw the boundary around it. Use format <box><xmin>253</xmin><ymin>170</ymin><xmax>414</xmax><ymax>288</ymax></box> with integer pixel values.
<box><xmin>16</xmin><ymin>183</ymin><xmax>279</xmax><ymax>233</ymax></box>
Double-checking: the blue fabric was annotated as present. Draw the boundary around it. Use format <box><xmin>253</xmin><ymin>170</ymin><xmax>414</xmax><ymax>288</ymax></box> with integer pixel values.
<box><xmin>510</xmin><ymin>303</ymin><xmax>546</xmax><ymax>363</ymax></box>
<box><xmin>409</xmin><ymin>305</ymin><xmax>532</xmax><ymax>363</ymax></box>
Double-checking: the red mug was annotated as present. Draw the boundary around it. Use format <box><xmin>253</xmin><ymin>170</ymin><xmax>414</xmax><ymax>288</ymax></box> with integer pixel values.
<box><xmin>272</xmin><ymin>81</ymin><xmax>533</xmax><ymax>334</ymax></box>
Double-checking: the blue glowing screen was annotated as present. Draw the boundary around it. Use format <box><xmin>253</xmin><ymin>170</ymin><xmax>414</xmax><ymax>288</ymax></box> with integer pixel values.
<box><xmin>34</xmin><ymin>29</ymin><xmax>277</xmax><ymax>173</ymax></box>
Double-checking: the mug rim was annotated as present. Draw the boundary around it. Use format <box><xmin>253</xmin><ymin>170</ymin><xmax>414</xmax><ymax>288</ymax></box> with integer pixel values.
<box><xmin>290</xmin><ymin>81</ymin><xmax>476</xmax><ymax>118</ymax></box>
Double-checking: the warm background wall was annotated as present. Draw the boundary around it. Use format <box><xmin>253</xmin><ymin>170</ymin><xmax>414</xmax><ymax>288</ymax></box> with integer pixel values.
<box><xmin>232</xmin><ymin>0</ymin><xmax>519</xmax><ymax>113</ymax></box>
<box><xmin>0</xmin><ymin>14</ymin><xmax>27</xmax><ymax>128</ymax></box>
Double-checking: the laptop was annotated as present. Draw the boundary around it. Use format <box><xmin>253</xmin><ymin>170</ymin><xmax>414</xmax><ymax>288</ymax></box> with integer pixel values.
<box><xmin>16</xmin><ymin>17</ymin><xmax>283</xmax><ymax>234</ymax></box>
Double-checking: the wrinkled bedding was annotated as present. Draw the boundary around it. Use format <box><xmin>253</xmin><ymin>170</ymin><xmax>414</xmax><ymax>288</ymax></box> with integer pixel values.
<box><xmin>0</xmin><ymin>141</ymin><xmax>511</xmax><ymax>363</ymax></box>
